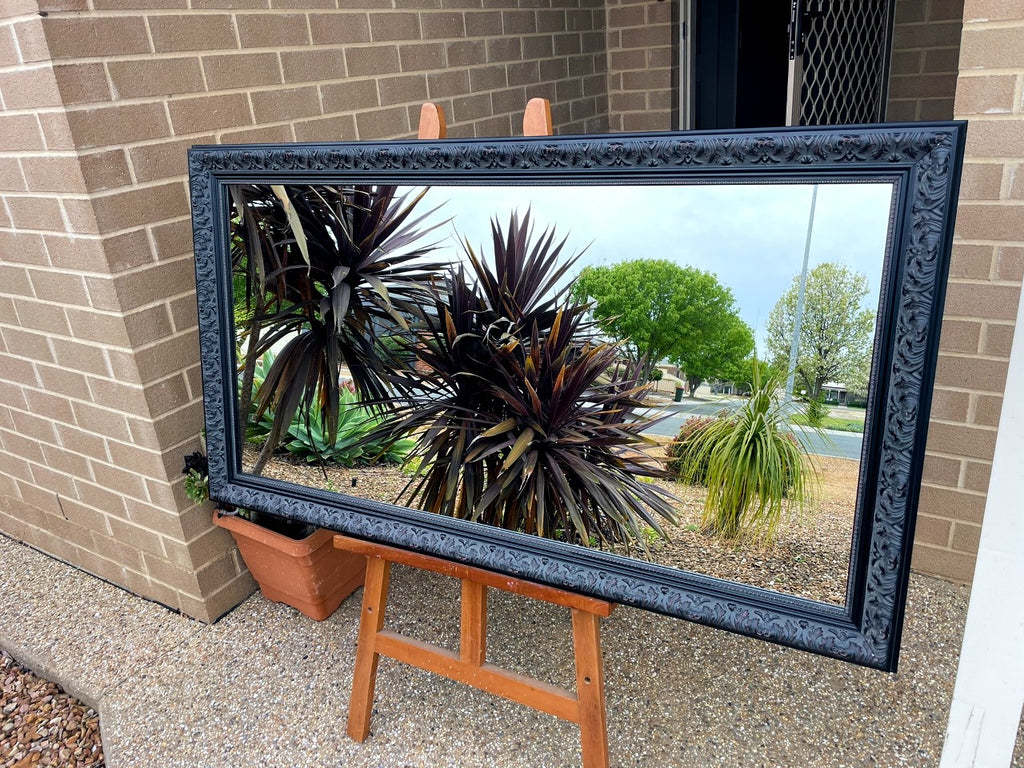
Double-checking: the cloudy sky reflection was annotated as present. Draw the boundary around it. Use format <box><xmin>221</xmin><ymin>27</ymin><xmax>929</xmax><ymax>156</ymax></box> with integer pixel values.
<box><xmin>401</xmin><ymin>181</ymin><xmax>895</xmax><ymax>349</ymax></box>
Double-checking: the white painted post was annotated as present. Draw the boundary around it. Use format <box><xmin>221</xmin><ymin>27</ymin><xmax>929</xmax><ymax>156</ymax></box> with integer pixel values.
<box><xmin>940</xmin><ymin>286</ymin><xmax>1024</xmax><ymax>768</ymax></box>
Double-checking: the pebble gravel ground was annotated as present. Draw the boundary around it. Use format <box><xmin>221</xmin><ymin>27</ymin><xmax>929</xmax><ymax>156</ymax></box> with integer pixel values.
<box><xmin>1</xmin><ymin>652</ymin><xmax>103</xmax><ymax>768</ymax></box>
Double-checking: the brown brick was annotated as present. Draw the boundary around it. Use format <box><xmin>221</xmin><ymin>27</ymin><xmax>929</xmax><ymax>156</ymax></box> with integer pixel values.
<box><xmin>24</xmin><ymin>388</ymin><xmax>76</xmax><ymax>427</ymax></box>
<box><xmin>61</xmin><ymin>199</ymin><xmax>100</xmax><ymax>237</ymax></box>
<box><xmin>354</xmin><ymin>106</ymin><xmax>410</xmax><ymax>140</ymax></box>
<box><xmin>237</xmin><ymin>13</ymin><xmax>309</xmax><ymax>48</ymax></box>
<box><xmin>51</xmin><ymin>338</ymin><xmax>109</xmax><ymax>377</ymax></box>
<box><xmin>943</xmin><ymin>279</ymin><xmax>1021</xmax><ymax>322</ymax></box>
<box><xmin>55</xmin><ymin>498</ymin><xmax>110</xmax><ymax>536</ymax></box>
<box><xmin>149</xmin><ymin>14</ymin><xmax>237</xmax><ymax>52</ymax></box>
<box><xmin>346</xmin><ymin>44</ymin><xmax>401</xmax><ymax>77</ymax></box>
<box><xmin>973</xmin><ymin>393</ymin><xmax>1004</xmax><ymax>427</ymax></box>
<box><xmin>77</xmin><ymin>150</ymin><xmax>132</xmax><ymax>193</ymax></box>
<box><xmin>914</xmin><ymin>513</ymin><xmax>951</xmax><ymax>547</ymax></box>
<box><xmin>281</xmin><ymin>49</ymin><xmax>347</xmax><ymax>83</ymax></box>
<box><xmin>6</xmin><ymin>196</ymin><xmax>63</xmax><ymax>233</ymax></box>
<box><xmin>0</xmin><ymin>231</ymin><xmax>48</xmax><ymax>266</ymax></box>
<box><xmin>0</xmin><ymin>66</ymin><xmax>62</xmax><ymax>110</ymax></box>
<box><xmin>251</xmin><ymin>86</ymin><xmax>321</xmax><ymax>123</ymax></box>
<box><xmin>38</xmin><ymin>364</ymin><xmax>91</xmax><ymax>401</ymax></box>
<box><xmin>64</xmin><ymin>307</ymin><xmax>131</xmax><ymax>347</ymax></box>
<box><xmin>73</xmin><ymin>476</ymin><xmax>129</xmax><ymax>518</ymax></box>
<box><xmin>108</xmin><ymin>58</ymin><xmax>205</xmax><ymax>99</ymax></box>
<box><xmin>886</xmin><ymin>100</ymin><xmax>919</xmax><ymax>122</ymax></box>
<box><xmin>963</xmin><ymin>0</ymin><xmax>1024</xmax><ymax>21</ymax></box>
<box><xmin>923</xmin><ymin>46</ymin><xmax>961</xmax><ymax>74</ymax></box>
<box><xmin>91</xmin><ymin>183</ymin><xmax>189</xmax><ymax>234</ymax></box>
<box><xmin>0</xmin><ymin>26</ymin><xmax>18</xmax><ymax>67</ymax></box>
<box><xmin>369</xmin><ymin>12</ymin><xmax>420</xmax><ymax>42</ymax></box>
<box><xmin>10</xmin><ymin>409</ymin><xmax>59</xmax><ymax>445</ymax></box>
<box><xmin>963</xmin><ymin>460</ymin><xmax>992</xmax><ymax>493</ymax></box>
<box><xmin>192</xmin><ymin>0</ymin><xmax>267</xmax><ymax>7</ymax></box>
<box><xmin>28</xmin><ymin>269</ymin><xmax>87</xmax><ymax>307</ymax></box>
<box><xmin>399</xmin><ymin>42</ymin><xmax>446</xmax><ymax>72</ymax></box>
<box><xmin>949</xmin><ymin>244</ymin><xmax>994</xmax><ymax>279</ymax></box>
<box><xmin>203</xmin><ymin>52</ymin><xmax>282</xmax><ymax>90</ymax></box>
<box><xmin>65</xmin><ymin>104</ymin><xmax>170</xmax><ymax>150</ymax></box>
<box><xmin>960</xmin><ymin>27</ymin><xmax>1023</xmax><ymax>70</ymax></box>
<box><xmin>168</xmin><ymin>93</ymin><xmax>252</xmax><ymax>135</ymax></box>
<box><xmin>919</xmin><ymin>484</ymin><xmax>988</xmax><ymax>525</ymax></box>
<box><xmin>107</xmin><ymin>517</ymin><xmax>166</xmax><ymax>557</ymax></box>
<box><xmin>99</xmin><ymin>229</ymin><xmax>156</xmax><ymax>273</ymax></box>
<box><xmin>964</xmin><ymin>120</ymin><xmax>1024</xmax><ymax>159</ymax></box>
<box><xmin>0</xmin><ymin>115</ymin><xmax>45</xmax><ymax>152</ymax></box>
<box><xmin>446</xmin><ymin>40</ymin><xmax>484</xmax><ymax>68</ymax></box>
<box><xmin>20</xmin><ymin>156</ymin><xmax>87</xmax><ymax>195</ymax></box>
<box><xmin>933</xmin><ymin>387</ymin><xmax>970</xmax><ymax>423</ymax></box>
<box><xmin>890</xmin><ymin>50</ymin><xmax>923</xmax><ymax>77</ymax></box>
<box><xmin>134</xmin><ymin>332</ymin><xmax>200</xmax><ymax>384</ymax></box>
<box><xmin>143</xmin><ymin>373</ymin><xmax>193</xmax><ymax>416</ymax></box>
<box><xmin>958</xmin><ymin>162</ymin><xmax>1003</xmax><ymax>200</ymax></box>
<box><xmin>935</xmin><ymin>354</ymin><xmax>1007</xmax><ymax>393</ymax></box>
<box><xmin>0</xmin><ymin>157</ymin><xmax>26</xmax><ymax>192</ymax></box>
<box><xmin>995</xmin><ymin>247</ymin><xmax>1024</xmax><ymax>281</ymax></box>
<box><xmin>15</xmin><ymin>297</ymin><xmax>72</xmax><ymax>336</ymax></box>
<box><xmin>39</xmin><ymin>16</ymin><xmax>151</xmax><ymax>59</ymax></box>
<box><xmin>950</xmin><ymin>521</ymin><xmax>982</xmax><ymax>554</ymax></box>
<box><xmin>888</xmin><ymin>72</ymin><xmax>959</xmax><ymax>100</ymax></box>
<box><xmin>220</xmin><ymin>123</ymin><xmax>294</xmax><ymax>143</ymax></box>
<box><xmin>894</xmin><ymin>20</ymin><xmax>964</xmax><ymax>50</ymax></box>
<box><xmin>310</xmin><ymin>13</ymin><xmax>371</xmax><ymax>45</ymax></box>
<box><xmin>427</xmin><ymin>69</ymin><xmax>471</xmax><ymax>99</ymax></box>
<box><xmin>377</xmin><ymin>74</ymin><xmax>428</xmax><ymax>107</ymax></box>
<box><xmin>417</xmin><ymin>12</ymin><xmax>462</xmax><ymax>39</ymax></box>
<box><xmin>129</xmin><ymin>136</ymin><xmax>210</xmax><ymax>184</ymax></box>
<box><xmin>115</xmin><ymin>260</ymin><xmax>191</xmax><ymax>314</ymax></box>
<box><xmin>58</xmin><ymin>425</ymin><xmax>108</xmax><ymax>462</ymax></box>
<box><xmin>926</xmin><ymin>421</ymin><xmax>997</xmax><ymax>460</ymax></box>
<box><xmin>150</xmin><ymin>219</ymin><xmax>194</xmax><ymax>262</ymax></box>
<box><xmin>982</xmin><ymin>322</ymin><xmax>1015</xmax><ymax>357</ymax></box>
<box><xmin>921</xmin><ymin>452</ymin><xmax>962</xmax><ymax>486</ymax></box>
<box><xmin>923</xmin><ymin>97</ymin><xmax>957</xmax><ymax>120</ymax></box>
<box><xmin>486</xmin><ymin>36</ymin><xmax>521</xmax><ymax>63</ymax></box>
<box><xmin>452</xmin><ymin>91</ymin><xmax>491</xmax><ymax>123</ymax></box>
<box><xmin>911</xmin><ymin>542</ymin><xmax>975</xmax><ymax>582</ymax></box>
<box><xmin>955</xmin><ymin>75</ymin><xmax>1018</xmax><ymax>115</ymax></box>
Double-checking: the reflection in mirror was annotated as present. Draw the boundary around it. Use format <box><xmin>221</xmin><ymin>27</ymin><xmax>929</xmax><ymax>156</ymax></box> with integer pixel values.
<box><xmin>229</xmin><ymin>181</ymin><xmax>894</xmax><ymax>608</ymax></box>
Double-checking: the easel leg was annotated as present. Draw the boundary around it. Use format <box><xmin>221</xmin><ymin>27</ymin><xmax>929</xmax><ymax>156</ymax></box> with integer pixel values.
<box><xmin>572</xmin><ymin>609</ymin><xmax>609</xmax><ymax>768</ymax></box>
<box><xmin>460</xmin><ymin>579</ymin><xmax>487</xmax><ymax>665</ymax></box>
<box><xmin>347</xmin><ymin>556</ymin><xmax>391</xmax><ymax>742</ymax></box>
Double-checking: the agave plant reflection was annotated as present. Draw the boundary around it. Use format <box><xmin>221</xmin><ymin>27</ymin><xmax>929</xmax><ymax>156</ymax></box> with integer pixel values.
<box><xmin>381</xmin><ymin>212</ymin><xmax>678</xmax><ymax>552</ymax></box>
<box><xmin>230</xmin><ymin>184</ymin><xmax>446</xmax><ymax>473</ymax></box>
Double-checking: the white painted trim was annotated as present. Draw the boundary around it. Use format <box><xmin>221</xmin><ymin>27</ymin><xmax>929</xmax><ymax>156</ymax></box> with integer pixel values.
<box><xmin>940</xmin><ymin>282</ymin><xmax>1024</xmax><ymax>768</ymax></box>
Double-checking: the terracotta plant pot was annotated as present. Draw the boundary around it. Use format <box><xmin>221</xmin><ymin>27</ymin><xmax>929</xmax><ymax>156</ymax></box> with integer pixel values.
<box><xmin>213</xmin><ymin>510</ymin><xmax>366</xmax><ymax>621</ymax></box>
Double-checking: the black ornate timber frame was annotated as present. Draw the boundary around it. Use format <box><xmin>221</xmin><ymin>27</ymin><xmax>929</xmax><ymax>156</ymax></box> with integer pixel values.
<box><xmin>189</xmin><ymin>122</ymin><xmax>965</xmax><ymax>672</ymax></box>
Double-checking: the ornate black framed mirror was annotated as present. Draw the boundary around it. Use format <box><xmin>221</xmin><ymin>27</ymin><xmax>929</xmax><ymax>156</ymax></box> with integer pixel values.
<box><xmin>189</xmin><ymin>122</ymin><xmax>964</xmax><ymax>671</ymax></box>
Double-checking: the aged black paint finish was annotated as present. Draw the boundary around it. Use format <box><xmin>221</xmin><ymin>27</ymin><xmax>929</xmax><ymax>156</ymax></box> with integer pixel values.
<box><xmin>188</xmin><ymin>123</ymin><xmax>965</xmax><ymax>672</ymax></box>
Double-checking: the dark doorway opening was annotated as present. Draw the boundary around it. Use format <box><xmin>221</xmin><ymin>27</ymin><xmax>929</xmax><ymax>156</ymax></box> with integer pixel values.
<box><xmin>693</xmin><ymin>0</ymin><xmax>791</xmax><ymax>129</ymax></box>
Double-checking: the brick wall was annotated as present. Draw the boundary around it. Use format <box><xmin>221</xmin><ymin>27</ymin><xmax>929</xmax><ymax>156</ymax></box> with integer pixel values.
<box><xmin>604</xmin><ymin>0</ymin><xmax>674</xmax><ymax>132</ymax></box>
<box><xmin>0</xmin><ymin>0</ymin><xmax>609</xmax><ymax>622</ymax></box>
<box><xmin>911</xmin><ymin>0</ymin><xmax>1024</xmax><ymax>582</ymax></box>
<box><xmin>887</xmin><ymin>0</ymin><xmax>965</xmax><ymax>121</ymax></box>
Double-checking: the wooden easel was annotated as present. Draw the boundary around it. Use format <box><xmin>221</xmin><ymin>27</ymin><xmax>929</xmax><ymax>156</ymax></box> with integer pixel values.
<box><xmin>337</xmin><ymin>98</ymin><xmax>615</xmax><ymax>768</ymax></box>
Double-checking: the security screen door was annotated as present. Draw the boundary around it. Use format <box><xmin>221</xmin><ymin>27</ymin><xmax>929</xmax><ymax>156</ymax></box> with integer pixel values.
<box><xmin>685</xmin><ymin>0</ymin><xmax>895</xmax><ymax>129</ymax></box>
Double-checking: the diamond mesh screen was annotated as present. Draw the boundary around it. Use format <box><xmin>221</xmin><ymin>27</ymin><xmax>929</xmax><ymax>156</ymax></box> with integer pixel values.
<box><xmin>800</xmin><ymin>0</ymin><xmax>895</xmax><ymax>125</ymax></box>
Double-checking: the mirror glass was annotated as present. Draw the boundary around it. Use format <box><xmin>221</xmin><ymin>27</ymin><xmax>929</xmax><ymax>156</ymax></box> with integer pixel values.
<box><xmin>228</xmin><ymin>180</ymin><xmax>894</xmax><ymax>607</ymax></box>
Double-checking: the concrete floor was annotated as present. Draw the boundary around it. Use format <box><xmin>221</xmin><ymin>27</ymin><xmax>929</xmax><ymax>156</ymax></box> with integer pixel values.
<box><xmin>1</xmin><ymin>531</ymin><xmax>1010</xmax><ymax>768</ymax></box>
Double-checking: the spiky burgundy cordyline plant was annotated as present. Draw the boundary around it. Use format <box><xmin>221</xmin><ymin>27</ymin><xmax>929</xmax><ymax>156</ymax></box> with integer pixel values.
<box><xmin>230</xmin><ymin>184</ymin><xmax>447</xmax><ymax>473</ymax></box>
<box><xmin>380</xmin><ymin>211</ymin><xmax>678</xmax><ymax>551</ymax></box>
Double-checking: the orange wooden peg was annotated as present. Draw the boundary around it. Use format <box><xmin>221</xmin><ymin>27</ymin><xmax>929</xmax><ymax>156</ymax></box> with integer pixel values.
<box><xmin>417</xmin><ymin>102</ymin><xmax>447</xmax><ymax>139</ymax></box>
<box><xmin>523</xmin><ymin>97</ymin><xmax>553</xmax><ymax>137</ymax></box>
